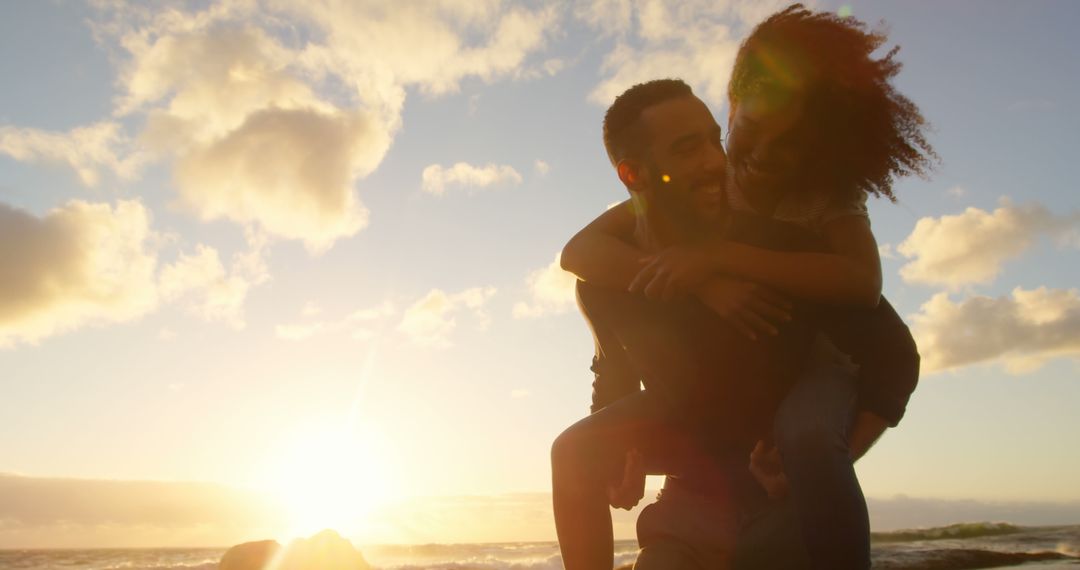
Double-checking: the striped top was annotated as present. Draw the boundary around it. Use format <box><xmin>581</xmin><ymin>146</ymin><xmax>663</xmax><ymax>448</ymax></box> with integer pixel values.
<box><xmin>726</xmin><ymin>184</ymin><xmax>869</xmax><ymax>234</ymax></box>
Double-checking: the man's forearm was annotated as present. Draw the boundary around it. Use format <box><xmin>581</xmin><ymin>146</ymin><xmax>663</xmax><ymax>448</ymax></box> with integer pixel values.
<box><xmin>849</xmin><ymin>410</ymin><xmax>889</xmax><ymax>462</ymax></box>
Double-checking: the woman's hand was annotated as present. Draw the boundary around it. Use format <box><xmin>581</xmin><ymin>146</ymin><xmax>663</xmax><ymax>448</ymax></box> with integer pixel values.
<box><xmin>695</xmin><ymin>277</ymin><xmax>792</xmax><ymax>339</ymax></box>
<box><xmin>630</xmin><ymin>245</ymin><xmax>720</xmax><ymax>301</ymax></box>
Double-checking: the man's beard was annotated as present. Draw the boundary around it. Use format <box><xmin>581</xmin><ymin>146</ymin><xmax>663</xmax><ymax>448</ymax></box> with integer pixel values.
<box><xmin>648</xmin><ymin>188</ymin><xmax>714</xmax><ymax>245</ymax></box>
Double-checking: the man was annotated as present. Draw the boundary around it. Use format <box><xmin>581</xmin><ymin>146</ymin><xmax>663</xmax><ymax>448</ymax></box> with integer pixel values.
<box><xmin>553</xmin><ymin>76</ymin><xmax>921</xmax><ymax>568</ymax></box>
<box><xmin>552</xmin><ymin>79</ymin><xmax>828</xmax><ymax>569</ymax></box>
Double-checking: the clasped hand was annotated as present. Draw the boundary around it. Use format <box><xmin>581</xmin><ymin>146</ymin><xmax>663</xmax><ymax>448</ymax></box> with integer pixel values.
<box><xmin>630</xmin><ymin>245</ymin><xmax>793</xmax><ymax>339</ymax></box>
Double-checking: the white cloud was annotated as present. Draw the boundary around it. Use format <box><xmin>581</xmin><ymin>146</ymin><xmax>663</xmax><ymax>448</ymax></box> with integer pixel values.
<box><xmin>274</xmin><ymin>321</ymin><xmax>328</xmax><ymax>341</ymax></box>
<box><xmin>513</xmin><ymin>253</ymin><xmax>578</xmax><ymax>319</ymax></box>
<box><xmin>878</xmin><ymin>243</ymin><xmax>897</xmax><ymax>260</ymax></box>
<box><xmin>577</xmin><ymin>0</ymin><xmax>791</xmax><ymax>107</ymax></box>
<box><xmin>421</xmin><ymin>162</ymin><xmax>523</xmax><ymax>196</ymax></box>
<box><xmin>174</xmin><ymin>107</ymin><xmax>379</xmax><ymax>253</ymax></box>
<box><xmin>158</xmin><ymin>233</ymin><xmax>269</xmax><ymax>329</ymax></box>
<box><xmin>0</xmin><ymin>121</ymin><xmax>146</xmax><ymax>187</ymax></box>
<box><xmin>398</xmin><ymin>287</ymin><xmax>496</xmax><ymax>348</ymax></box>
<box><xmin>911</xmin><ymin>287</ymin><xmax>1080</xmax><ymax>374</ymax></box>
<box><xmin>83</xmin><ymin>1</ymin><xmax>559</xmax><ymax>249</ymax></box>
<box><xmin>275</xmin><ymin>300</ymin><xmax>397</xmax><ymax>342</ymax></box>
<box><xmin>898</xmin><ymin>201</ymin><xmax>1080</xmax><ymax>289</ymax></box>
<box><xmin>0</xmin><ymin>197</ymin><xmax>271</xmax><ymax>347</ymax></box>
<box><xmin>0</xmin><ymin>200</ymin><xmax>160</xmax><ymax>347</ymax></box>
<box><xmin>947</xmin><ymin>186</ymin><xmax>967</xmax><ymax>198</ymax></box>
<box><xmin>533</xmin><ymin>159</ymin><xmax>551</xmax><ymax>176</ymax></box>
<box><xmin>301</xmin><ymin>301</ymin><xmax>323</xmax><ymax>317</ymax></box>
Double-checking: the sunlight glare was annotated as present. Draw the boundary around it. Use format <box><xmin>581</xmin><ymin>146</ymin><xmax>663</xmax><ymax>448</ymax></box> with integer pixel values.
<box><xmin>260</xmin><ymin>422</ymin><xmax>401</xmax><ymax>538</ymax></box>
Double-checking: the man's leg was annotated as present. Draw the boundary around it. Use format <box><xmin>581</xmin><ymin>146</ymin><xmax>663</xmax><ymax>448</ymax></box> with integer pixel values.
<box><xmin>552</xmin><ymin>390</ymin><xmax>692</xmax><ymax>570</ymax></box>
<box><xmin>773</xmin><ymin>360</ymin><xmax>869</xmax><ymax>570</ymax></box>
<box><xmin>634</xmin><ymin>477</ymin><xmax>740</xmax><ymax>570</ymax></box>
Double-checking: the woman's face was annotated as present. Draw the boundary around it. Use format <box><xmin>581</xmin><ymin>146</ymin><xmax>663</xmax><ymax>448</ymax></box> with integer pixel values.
<box><xmin>725</xmin><ymin>87</ymin><xmax>811</xmax><ymax>198</ymax></box>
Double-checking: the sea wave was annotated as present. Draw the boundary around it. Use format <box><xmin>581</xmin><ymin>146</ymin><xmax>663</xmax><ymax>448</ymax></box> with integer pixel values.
<box><xmin>871</xmin><ymin>547</ymin><xmax>1075</xmax><ymax>569</ymax></box>
<box><xmin>872</xmin><ymin>522</ymin><xmax>1023</xmax><ymax>543</ymax></box>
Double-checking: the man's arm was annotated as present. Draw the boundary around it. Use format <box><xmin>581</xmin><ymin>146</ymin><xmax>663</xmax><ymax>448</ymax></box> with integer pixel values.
<box><xmin>561</xmin><ymin>200</ymin><xmax>644</xmax><ymax>291</ymax></box>
<box><xmin>576</xmin><ymin>280</ymin><xmax>640</xmax><ymax>413</ymax></box>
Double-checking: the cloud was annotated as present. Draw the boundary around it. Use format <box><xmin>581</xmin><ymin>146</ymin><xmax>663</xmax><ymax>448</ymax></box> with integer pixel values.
<box><xmin>0</xmin><ymin>122</ymin><xmax>146</xmax><ymax>187</ymax></box>
<box><xmin>421</xmin><ymin>162</ymin><xmax>523</xmax><ymax>196</ymax></box>
<box><xmin>911</xmin><ymin>287</ymin><xmax>1080</xmax><ymax>374</ymax></box>
<box><xmin>280</xmin><ymin>1</ymin><xmax>561</xmax><ymax>105</ymax></box>
<box><xmin>274</xmin><ymin>300</ymin><xmax>397</xmax><ymax>342</ymax></box>
<box><xmin>158</xmin><ymin>232</ymin><xmax>269</xmax><ymax>329</ymax></box>
<box><xmin>398</xmin><ymin>287</ymin><xmax>496</xmax><ymax>348</ymax></box>
<box><xmin>946</xmin><ymin>186</ymin><xmax>967</xmax><ymax>198</ymax></box>
<box><xmin>83</xmin><ymin>2</ymin><xmax>559</xmax><ymax>249</ymax></box>
<box><xmin>0</xmin><ymin>200</ymin><xmax>160</xmax><ymax>347</ymax></box>
<box><xmin>174</xmin><ymin>107</ymin><xmax>380</xmax><ymax>253</ymax></box>
<box><xmin>0</xmin><ymin>472</ymin><xmax>283</xmax><ymax>548</ymax></box>
<box><xmin>0</xmin><ymin>198</ymin><xmax>270</xmax><ymax>347</ymax></box>
<box><xmin>577</xmin><ymin>0</ymin><xmax>791</xmax><ymax>107</ymax></box>
<box><xmin>533</xmin><ymin>159</ymin><xmax>551</xmax><ymax>176</ymax></box>
<box><xmin>898</xmin><ymin>201</ymin><xmax>1080</xmax><ymax>289</ymax></box>
<box><xmin>513</xmin><ymin>253</ymin><xmax>578</xmax><ymax>318</ymax></box>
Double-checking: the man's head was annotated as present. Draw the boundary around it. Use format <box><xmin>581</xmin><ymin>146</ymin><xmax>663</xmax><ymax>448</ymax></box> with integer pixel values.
<box><xmin>602</xmin><ymin>79</ymin><xmax>727</xmax><ymax>228</ymax></box>
<box><xmin>726</xmin><ymin>4</ymin><xmax>936</xmax><ymax>202</ymax></box>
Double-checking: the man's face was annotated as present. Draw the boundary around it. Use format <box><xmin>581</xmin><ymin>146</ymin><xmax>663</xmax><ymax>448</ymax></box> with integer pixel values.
<box><xmin>635</xmin><ymin>95</ymin><xmax>727</xmax><ymax>225</ymax></box>
<box><xmin>725</xmin><ymin>86</ymin><xmax>810</xmax><ymax>200</ymax></box>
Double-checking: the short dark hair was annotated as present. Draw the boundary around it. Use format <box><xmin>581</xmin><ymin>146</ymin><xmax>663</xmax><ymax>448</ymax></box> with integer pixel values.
<box><xmin>729</xmin><ymin>4</ymin><xmax>937</xmax><ymax>202</ymax></box>
<box><xmin>602</xmin><ymin>79</ymin><xmax>694</xmax><ymax>166</ymax></box>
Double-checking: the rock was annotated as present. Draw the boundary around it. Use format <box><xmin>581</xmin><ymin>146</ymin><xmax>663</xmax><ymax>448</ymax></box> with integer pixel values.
<box><xmin>220</xmin><ymin>530</ymin><xmax>370</xmax><ymax>570</ymax></box>
<box><xmin>219</xmin><ymin>539</ymin><xmax>281</xmax><ymax>570</ymax></box>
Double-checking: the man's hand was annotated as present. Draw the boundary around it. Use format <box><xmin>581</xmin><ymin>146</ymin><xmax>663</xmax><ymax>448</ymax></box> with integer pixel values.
<box><xmin>695</xmin><ymin>278</ymin><xmax>792</xmax><ymax>339</ymax></box>
<box><xmin>607</xmin><ymin>448</ymin><xmax>646</xmax><ymax>510</ymax></box>
<box><xmin>749</xmin><ymin>440</ymin><xmax>789</xmax><ymax>500</ymax></box>
<box><xmin>630</xmin><ymin>246</ymin><xmax>718</xmax><ymax>301</ymax></box>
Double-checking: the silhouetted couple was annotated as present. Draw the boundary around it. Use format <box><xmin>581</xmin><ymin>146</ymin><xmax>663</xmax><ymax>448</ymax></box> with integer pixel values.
<box><xmin>551</xmin><ymin>5</ymin><xmax>935</xmax><ymax>569</ymax></box>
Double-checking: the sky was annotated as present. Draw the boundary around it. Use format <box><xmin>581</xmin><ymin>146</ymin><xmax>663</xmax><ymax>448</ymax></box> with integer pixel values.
<box><xmin>1</xmin><ymin>0</ymin><xmax>1079</xmax><ymax>549</ymax></box>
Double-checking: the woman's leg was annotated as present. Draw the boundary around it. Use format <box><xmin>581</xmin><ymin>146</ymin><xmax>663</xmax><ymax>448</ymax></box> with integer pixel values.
<box><xmin>773</xmin><ymin>362</ymin><xmax>869</xmax><ymax>570</ymax></box>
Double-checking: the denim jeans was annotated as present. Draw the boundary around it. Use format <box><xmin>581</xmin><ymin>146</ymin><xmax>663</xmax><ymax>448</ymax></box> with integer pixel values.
<box><xmin>772</xmin><ymin>359</ymin><xmax>869</xmax><ymax>570</ymax></box>
<box><xmin>633</xmin><ymin>360</ymin><xmax>868</xmax><ymax>570</ymax></box>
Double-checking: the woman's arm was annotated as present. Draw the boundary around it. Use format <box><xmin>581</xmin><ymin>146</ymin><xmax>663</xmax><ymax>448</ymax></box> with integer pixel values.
<box><xmin>636</xmin><ymin>215</ymin><xmax>882</xmax><ymax>307</ymax></box>
<box><xmin>560</xmin><ymin>200</ymin><xmax>643</xmax><ymax>290</ymax></box>
<box><xmin>716</xmin><ymin>215</ymin><xmax>882</xmax><ymax>307</ymax></box>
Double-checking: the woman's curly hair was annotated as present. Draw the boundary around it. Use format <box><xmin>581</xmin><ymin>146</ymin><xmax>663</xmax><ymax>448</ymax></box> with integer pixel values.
<box><xmin>728</xmin><ymin>4</ymin><xmax>937</xmax><ymax>202</ymax></box>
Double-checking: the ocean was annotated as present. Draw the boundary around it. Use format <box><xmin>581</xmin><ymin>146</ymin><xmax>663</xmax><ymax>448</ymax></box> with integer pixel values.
<box><xmin>1</xmin><ymin>523</ymin><xmax>1077</xmax><ymax>569</ymax></box>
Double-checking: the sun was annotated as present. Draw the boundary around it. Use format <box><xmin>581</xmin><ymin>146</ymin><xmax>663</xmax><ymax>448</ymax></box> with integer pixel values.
<box><xmin>258</xmin><ymin>422</ymin><xmax>401</xmax><ymax>538</ymax></box>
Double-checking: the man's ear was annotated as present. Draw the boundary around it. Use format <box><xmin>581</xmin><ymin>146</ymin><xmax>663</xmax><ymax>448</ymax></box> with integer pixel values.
<box><xmin>617</xmin><ymin>160</ymin><xmax>644</xmax><ymax>192</ymax></box>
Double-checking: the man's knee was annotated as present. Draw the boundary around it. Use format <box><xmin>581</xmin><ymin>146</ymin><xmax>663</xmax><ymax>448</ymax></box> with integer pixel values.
<box><xmin>551</xmin><ymin>423</ymin><xmax>598</xmax><ymax>478</ymax></box>
<box><xmin>551</xmin><ymin>427</ymin><xmax>580</xmax><ymax>468</ymax></box>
